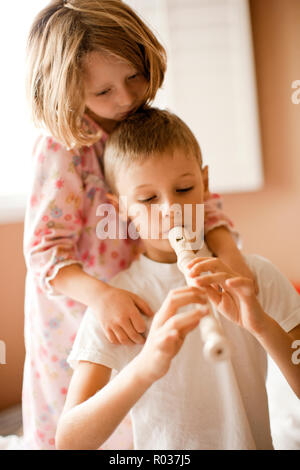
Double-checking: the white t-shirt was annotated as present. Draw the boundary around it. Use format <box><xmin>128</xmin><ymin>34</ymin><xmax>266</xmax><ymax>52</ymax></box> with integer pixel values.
<box><xmin>68</xmin><ymin>249</ymin><xmax>300</xmax><ymax>450</ymax></box>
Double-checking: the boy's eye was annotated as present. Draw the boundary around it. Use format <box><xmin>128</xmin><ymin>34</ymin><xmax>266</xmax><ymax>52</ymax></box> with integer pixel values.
<box><xmin>138</xmin><ymin>196</ymin><xmax>156</xmax><ymax>203</ymax></box>
<box><xmin>176</xmin><ymin>187</ymin><xmax>194</xmax><ymax>193</ymax></box>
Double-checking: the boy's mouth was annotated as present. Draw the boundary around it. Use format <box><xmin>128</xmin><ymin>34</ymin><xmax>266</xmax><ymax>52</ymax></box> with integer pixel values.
<box><xmin>161</xmin><ymin>224</ymin><xmax>186</xmax><ymax>237</ymax></box>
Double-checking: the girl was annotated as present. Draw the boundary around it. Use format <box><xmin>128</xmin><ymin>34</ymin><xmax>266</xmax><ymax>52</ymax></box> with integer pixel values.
<box><xmin>24</xmin><ymin>0</ymin><xmax>255</xmax><ymax>450</ymax></box>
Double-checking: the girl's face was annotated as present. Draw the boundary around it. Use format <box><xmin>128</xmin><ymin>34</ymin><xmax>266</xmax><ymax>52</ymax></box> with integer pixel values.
<box><xmin>83</xmin><ymin>51</ymin><xmax>148</xmax><ymax>131</ymax></box>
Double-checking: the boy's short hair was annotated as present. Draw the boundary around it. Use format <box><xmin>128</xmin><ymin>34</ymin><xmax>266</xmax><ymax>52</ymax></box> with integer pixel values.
<box><xmin>26</xmin><ymin>0</ymin><xmax>166</xmax><ymax>149</ymax></box>
<box><xmin>104</xmin><ymin>107</ymin><xmax>203</xmax><ymax>194</ymax></box>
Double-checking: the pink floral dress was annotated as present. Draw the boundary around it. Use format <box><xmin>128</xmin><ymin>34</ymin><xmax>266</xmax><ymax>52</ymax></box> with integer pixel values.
<box><xmin>22</xmin><ymin>115</ymin><xmax>236</xmax><ymax>449</ymax></box>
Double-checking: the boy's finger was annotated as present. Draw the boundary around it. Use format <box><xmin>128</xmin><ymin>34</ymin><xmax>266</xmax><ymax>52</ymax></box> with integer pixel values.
<box><xmin>158</xmin><ymin>289</ymin><xmax>209</xmax><ymax>326</ymax></box>
<box><xmin>195</xmin><ymin>272</ymin><xmax>233</xmax><ymax>286</ymax></box>
<box><xmin>187</xmin><ymin>257</ymin><xmax>212</xmax><ymax>269</ymax></box>
<box><xmin>205</xmin><ymin>285</ymin><xmax>222</xmax><ymax>306</ymax></box>
<box><xmin>169</xmin><ymin>285</ymin><xmax>207</xmax><ymax>296</ymax></box>
<box><xmin>189</xmin><ymin>258</ymin><xmax>229</xmax><ymax>277</ymax></box>
<box><xmin>165</xmin><ymin>307</ymin><xmax>208</xmax><ymax>333</ymax></box>
<box><xmin>180</xmin><ymin>316</ymin><xmax>203</xmax><ymax>337</ymax></box>
<box><xmin>225</xmin><ymin>278</ymin><xmax>255</xmax><ymax>297</ymax></box>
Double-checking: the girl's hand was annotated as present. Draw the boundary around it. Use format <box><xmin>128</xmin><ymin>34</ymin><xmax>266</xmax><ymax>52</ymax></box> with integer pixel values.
<box><xmin>90</xmin><ymin>286</ymin><xmax>154</xmax><ymax>345</ymax></box>
<box><xmin>188</xmin><ymin>257</ymin><xmax>266</xmax><ymax>334</ymax></box>
<box><xmin>136</xmin><ymin>286</ymin><xmax>209</xmax><ymax>385</ymax></box>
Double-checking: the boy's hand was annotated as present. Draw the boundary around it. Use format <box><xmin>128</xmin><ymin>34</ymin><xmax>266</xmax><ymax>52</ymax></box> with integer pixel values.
<box><xmin>188</xmin><ymin>257</ymin><xmax>266</xmax><ymax>334</ymax></box>
<box><xmin>90</xmin><ymin>286</ymin><xmax>154</xmax><ymax>345</ymax></box>
<box><xmin>204</xmin><ymin>225</ymin><xmax>259</xmax><ymax>294</ymax></box>
<box><xmin>136</xmin><ymin>286</ymin><xmax>209</xmax><ymax>385</ymax></box>
<box><xmin>225</xmin><ymin>255</ymin><xmax>259</xmax><ymax>295</ymax></box>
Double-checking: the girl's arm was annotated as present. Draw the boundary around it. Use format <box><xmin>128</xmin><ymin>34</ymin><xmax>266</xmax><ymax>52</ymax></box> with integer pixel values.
<box><xmin>203</xmin><ymin>192</ymin><xmax>258</xmax><ymax>290</ymax></box>
<box><xmin>206</xmin><ymin>225</ymin><xmax>259</xmax><ymax>293</ymax></box>
<box><xmin>50</xmin><ymin>264</ymin><xmax>153</xmax><ymax>345</ymax></box>
<box><xmin>56</xmin><ymin>286</ymin><xmax>208</xmax><ymax>450</ymax></box>
<box><xmin>205</xmin><ymin>226</ymin><xmax>256</xmax><ymax>281</ymax></box>
<box><xmin>25</xmin><ymin>135</ymin><xmax>152</xmax><ymax>345</ymax></box>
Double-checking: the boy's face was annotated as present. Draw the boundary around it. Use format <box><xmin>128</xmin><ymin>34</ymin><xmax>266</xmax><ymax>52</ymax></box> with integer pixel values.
<box><xmin>114</xmin><ymin>149</ymin><xmax>208</xmax><ymax>263</ymax></box>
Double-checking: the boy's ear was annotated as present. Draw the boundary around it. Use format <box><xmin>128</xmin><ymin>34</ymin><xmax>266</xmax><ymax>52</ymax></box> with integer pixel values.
<box><xmin>202</xmin><ymin>165</ymin><xmax>210</xmax><ymax>199</ymax></box>
<box><xmin>106</xmin><ymin>192</ymin><xmax>128</xmax><ymax>221</ymax></box>
<box><xmin>106</xmin><ymin>192</ymin><xmax>118</xmax><ymax>209</ymax></box>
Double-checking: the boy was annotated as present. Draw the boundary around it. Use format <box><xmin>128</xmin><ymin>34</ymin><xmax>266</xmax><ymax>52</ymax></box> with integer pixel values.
<box><xmin>56</xmin><ymin>108</ymin><xmax>300</xmax><ymax>450</ymax></box>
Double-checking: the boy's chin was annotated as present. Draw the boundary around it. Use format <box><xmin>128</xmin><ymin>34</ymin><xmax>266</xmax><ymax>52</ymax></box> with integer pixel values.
<box><xmin>145</xmin><ymin>238</ymin><xmax>173</xmax><ymax>249</ymax></box>
<box><xmin>143</xmin><ymin>239</ymin><xmax>177</xmax><ymax>256</ymax></box>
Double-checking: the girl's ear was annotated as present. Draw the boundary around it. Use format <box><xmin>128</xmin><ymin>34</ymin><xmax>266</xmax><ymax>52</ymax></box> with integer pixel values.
<box><xmin>105</xmin><ymin>193</ymin><xmax>128</xmax><ymax>221</ymax></box>
<box><xmin>202</xmin><ymin>165</ymin><xmax>210</xmax><ymax>199</ymax></box>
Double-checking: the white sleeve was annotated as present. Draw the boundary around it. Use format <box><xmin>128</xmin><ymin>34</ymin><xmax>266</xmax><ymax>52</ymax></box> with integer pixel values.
<box><xmin>67</xmin><ymin>308</ymin><xmax>142</xmax><ymax>372</ymax></box>
<box><xmin>245</xmin><ymin>254</ymin><xmax>300</xmax><ymax>332</ymax></box>
<box><xmin>67</xmin><ymin>262</ymin><xmax>152</xmax><ymax>372</ymax></box>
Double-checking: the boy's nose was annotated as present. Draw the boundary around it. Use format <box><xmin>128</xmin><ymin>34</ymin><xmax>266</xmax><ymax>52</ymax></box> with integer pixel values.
<box><xmin>160</xmin><ymin>202</ymin><xmax>183</xmax><ymax>224</ymax></box>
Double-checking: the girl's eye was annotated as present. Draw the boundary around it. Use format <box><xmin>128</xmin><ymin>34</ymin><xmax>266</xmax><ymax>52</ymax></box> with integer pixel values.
<box><xmin>177</xmin><ymin>187</ymin><xmax>194</xmax><ymax>193</ymax></box>
<box><xmin>128</xmin><ymin>73</ymin><xmax>139</xmax><ymax>80</ymax></box>
<box><xmin>96</xmin><ymin>89</ymin><xmax>110</xmax><ymax>97</ymax></box>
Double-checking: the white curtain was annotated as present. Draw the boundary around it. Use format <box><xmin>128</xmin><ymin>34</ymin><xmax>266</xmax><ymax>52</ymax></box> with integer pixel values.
<box><xmin>126</xmin><ymin>0</ymin><xmax>263</xmax><ymax>194</ymax></box>
<box><xmin>0</xmin><ymin>1</ymin><xmax>44</xmax><ymax>222</ymax></box>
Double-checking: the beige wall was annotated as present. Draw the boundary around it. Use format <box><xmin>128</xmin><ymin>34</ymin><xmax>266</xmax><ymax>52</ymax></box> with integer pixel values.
<box><xmin>0</xmin><ymin>223</ymin><xmax>26</xmax><ymax>410</ymax></box>
<box><xmin>0</xmin><ymin>0</ymin><xmax>300</xmax><ymax>410</ymax></box>
<box><xmin>222</xmin><ymin>0</ymin><xmax>300</xmax><ymax>281</ymax></box>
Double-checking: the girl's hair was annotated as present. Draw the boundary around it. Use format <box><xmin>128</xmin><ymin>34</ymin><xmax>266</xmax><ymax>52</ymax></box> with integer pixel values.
<box><xmin>103</xmin><ymin>107</ymin><xmax>203</xmax><ymax>194</ymax></box>
<box><xmin>26</xmin><ymin>0</ymin><xmax>167</xmax><ymax>149</ymax></box>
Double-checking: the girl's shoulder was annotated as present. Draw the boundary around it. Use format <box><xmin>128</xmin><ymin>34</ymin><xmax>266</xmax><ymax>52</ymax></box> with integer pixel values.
<box><xmin>33</xmin><ymin>133</ymin><xmax>71</xmax><ymax>157</ymax></box>
<box><xmin>30</xmin><ymin>115</ymin><xmax>109</xmax><ymax>184</ymax></box>
<box><xmin>32</xmin><ymin>127</ymin><xmax>107</xmax><ymax>176</ymax></box>
<box><xmin>32</xmin><ymin>133</ymin><xmax>83</xmax><ymax>177</ymax></box>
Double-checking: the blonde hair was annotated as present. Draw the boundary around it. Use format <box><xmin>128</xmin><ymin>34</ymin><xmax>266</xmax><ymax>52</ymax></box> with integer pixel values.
<box><xmin>104</xmin><ymin>107</ymin><xmax>203</xmax><ymax>194</ymax></box>
<box><xmin>26</xmin><ymin>0</ymin><xmax>166</xmax><ymax>149</ymax></box>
